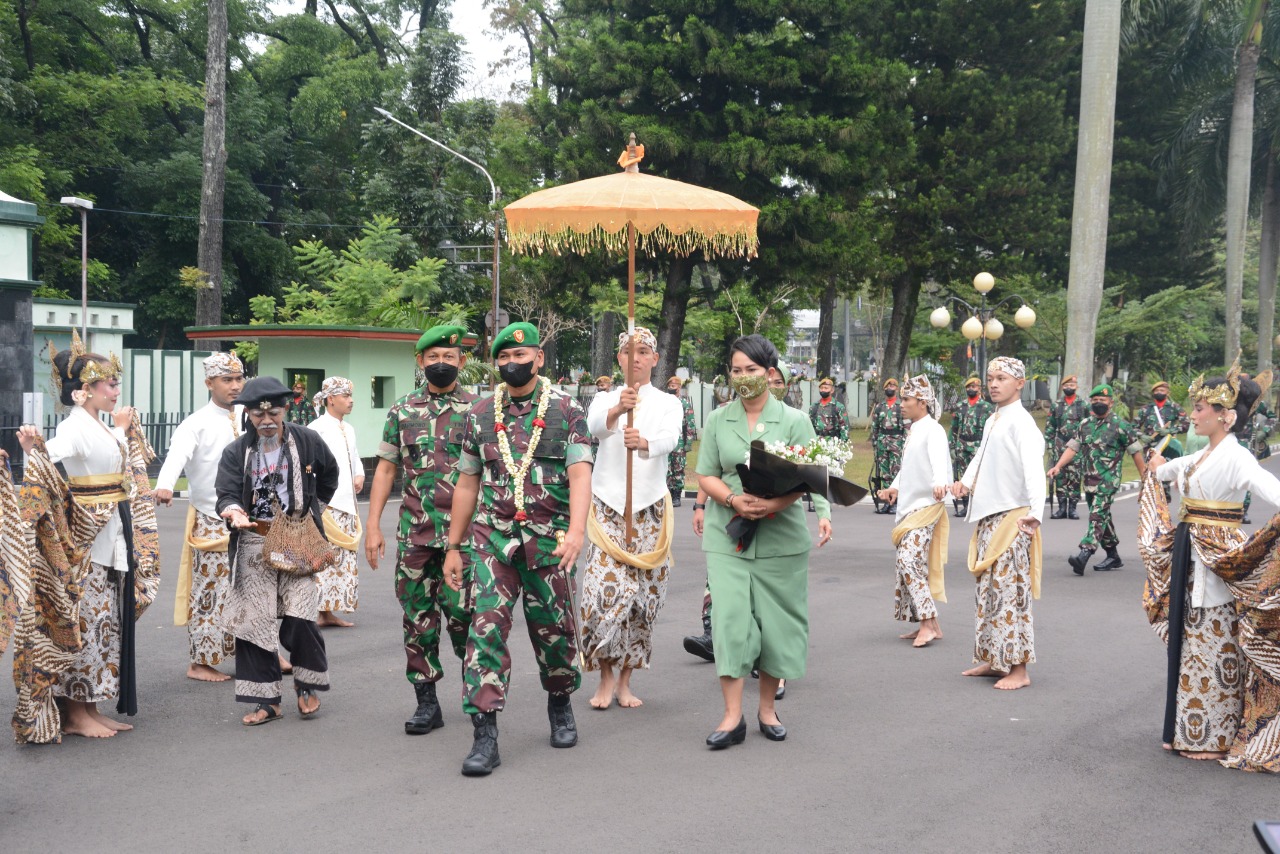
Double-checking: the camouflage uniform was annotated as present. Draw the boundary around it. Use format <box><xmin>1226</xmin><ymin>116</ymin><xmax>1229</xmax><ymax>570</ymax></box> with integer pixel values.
<box><xmin>949</xmin><ymin>397</ymin><xmax>994</xmax><ymax>480</ymax></box>
<box><xmin>869</xmin><ymin>398</ymin><xmax>906</xmax><ymax>494</ymax></box>
<box><xmin>457</xmin><ymin>385</ymin><xmax>593</xmax><ymax>715</ymax></box>
<box><xmin>1066</xmin><ymin>413</ymin><xmax>1142</xmax><ymax>554</ymax></box>
<box><xmin>809</xmin><ymin>398</ymin><xmax>849</xmax><ymax>441</ymax></box>
<box><xmin>378</xmin><ymin>384</ymin><xmax>478</xmax><ymax>686</ymax></box>
<box><xmin>287</xmin><ymin>394</ymin><xmax>312</xmax><ymax>425</ymax></box>
<box><xmin>1132</xmin><ymin>399</ymin><xmax>1189</xmax><ymax>452</ymax></box>
<box><xmin>667</xmin><ymin>393</ymin><xmax>696</xmax><ymax>495</ymax></box>
<box><xmin>1242</xmin><ymin>401</ymin><xmax>1276</xmax><ymax>520</ymax></box>
<box><xmin>1045</xmin><ymin>395</ymin><xmax>1086</xmax><ymax>516</ymax></box>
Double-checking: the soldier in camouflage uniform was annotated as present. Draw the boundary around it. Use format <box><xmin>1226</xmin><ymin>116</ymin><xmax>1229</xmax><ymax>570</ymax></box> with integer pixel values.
<box><xmin>666</xmin><ymin>375</ymin><xmax>696</xmax><ymax>506</ymax></box>
<box><xmin>1047</xmin><ymin>385</ymin><xmax>1145</xmax><ymax>574</ymax></box>
<box><xmin>809</xmin><ymin>376</ymin><xmax>849</xmax><ymax>442</ymax></box>
<box><xmin>1132</xmin><ymin>380</ymin><xmax>1189</xmax><ymax>503</ymax></box>
<box><xmin>1044</xmin><ymin>375</ymin><xmax>1085</xmax><ymax>520</ymax></box>
<box><xmin>949</xmin><ymin>375</ymin><xmax>994</xmax><ymax>517</ymax></box>
<box><xmin>444</xmin><ymin>322</ymin><xmax>593</xmax><ymax>777</ymax></box>
<box><xmin>869</xmin><ymin>377</ymin><xmax>906</xmax><ymax>514</ymax></box>
<box><xmin>364</xmin><ymin>325</ymin><xmax>477</xmax><ymax>736</ymax></box>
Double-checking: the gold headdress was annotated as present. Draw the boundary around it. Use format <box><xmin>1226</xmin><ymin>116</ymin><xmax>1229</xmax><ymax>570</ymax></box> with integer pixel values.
<box><xmin>1250</xmin><ymin>370</ymin><xmax>1273</xmax><ymax>416</ymax></box>
<box><xmin>1188</xmin><ymin>353</ymin><xmax>1242</xmax><ymax>409</ymax></box>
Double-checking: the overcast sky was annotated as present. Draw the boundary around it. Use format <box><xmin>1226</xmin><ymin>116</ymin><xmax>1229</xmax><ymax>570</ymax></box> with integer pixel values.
<box><xmin>448</xmin><ymin>4</ymin><xmax>525</xmax><ymax>101</ymax></box>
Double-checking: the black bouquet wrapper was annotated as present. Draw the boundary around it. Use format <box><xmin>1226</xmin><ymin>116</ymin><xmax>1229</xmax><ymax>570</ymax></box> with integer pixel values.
<box><xmin>725</xmin><ymin>442</ymin><xmax>869</xmax><ymax>551</ymax></box>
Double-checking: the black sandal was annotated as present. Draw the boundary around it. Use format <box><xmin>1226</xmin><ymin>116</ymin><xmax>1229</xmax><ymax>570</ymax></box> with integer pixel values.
<box><xmin>243</xmin><ymin>703</ymin><xmax>282</xmax><ymax>727</ymax></box>
<box><xmin>296</xmin><ymin>688</ymin><xmax>320</xmax><ymax>719</ymax></box>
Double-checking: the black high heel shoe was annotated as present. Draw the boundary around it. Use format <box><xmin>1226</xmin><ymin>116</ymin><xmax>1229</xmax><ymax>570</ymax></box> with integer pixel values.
<box><xmin>758</xmin><ymin>714</ymin><xmax>786</xmax><ymax>741</ymax></box>
<box><xmin>706</xmin><ymin>716</ymin><xmax>747</xmax><ymax>749</ymax></box>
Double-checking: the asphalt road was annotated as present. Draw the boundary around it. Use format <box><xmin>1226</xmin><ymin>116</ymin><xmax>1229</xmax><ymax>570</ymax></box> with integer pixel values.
<box><xmin>3</xmin><ymin>477</ymin><xmax>1278</xmax><ymax>853</ymax></box>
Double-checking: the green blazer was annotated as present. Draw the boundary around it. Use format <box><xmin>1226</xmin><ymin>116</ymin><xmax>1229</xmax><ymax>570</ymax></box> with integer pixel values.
<box><xmin>696</xmin><ymin>395</ymin><xmax>826</xmax><ymax>558</ymax></box>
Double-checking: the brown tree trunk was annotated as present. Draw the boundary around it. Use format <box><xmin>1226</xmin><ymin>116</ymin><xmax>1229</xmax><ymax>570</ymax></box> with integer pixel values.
<box><xmin>655</xmin><ymin>256</ymin><xmax>696</xmax><ymax>384</ymax></box>
<box><xmin>592</xmin><ymin>311</ymin><xmax>617</xmax><ymax>380</ymax></box>
<box><xmin>880</xmin><ymin>273</ymin><xmax>919</xmax><ymax>383</ymax></box>
<box><xmin>17</xmin><ymin>0</ymin><xmax>36</xmax><ymax>72</ymax></box>
<box><xmin>196</xmin><ymin>0</ymin><xmax>228</xmax><ymax>329</ymax></box>
<box><xmin>816</xmin><ymin>278</ymin><xmax>836</xmax><ymax>378</ymax></box>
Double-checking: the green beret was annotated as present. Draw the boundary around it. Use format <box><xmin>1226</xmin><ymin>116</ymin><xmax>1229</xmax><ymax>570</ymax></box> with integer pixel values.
<box><xmin>1090</xmin><ymin>384</ymin><xmax>1113</xmax><ymax>398</ymax></box>
<box><xmin>416</xmin><ymin>324</ymin><xmax>467</xmax><ymax>353</ymax></box>
<box><xmin>491</xmin><ymin>321</ymin><xmax>540</xmax><ymax>358</ymax></box>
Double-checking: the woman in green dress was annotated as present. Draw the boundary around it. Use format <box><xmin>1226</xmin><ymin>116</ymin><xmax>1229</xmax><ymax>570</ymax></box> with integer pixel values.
<box><xmin>695</xmin><ymin>335</ymin><xmax>832</xmax><ymax>748</ymax></box>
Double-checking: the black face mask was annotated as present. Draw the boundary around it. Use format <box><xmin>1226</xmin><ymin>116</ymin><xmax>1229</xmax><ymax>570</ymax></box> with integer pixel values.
<box><xmin>1091</xmin><ymin>402</ymin><xmax>1109</xmax><ymax>417</ymax></box>
<box><xmin>499</xmin><ymin>359</ymin><xmax>537</xmax><ymax>389</ymax></box>
<box><xmin>967</xmin><ymin>390</ymin><xmax>979</xmax><ymax>400</ymax></box>
<box><xmin>1154</xmin><ymin>393</ymin><xmax>1168</xmax><ymax>403</ymax></box>
<box><xmin>667</xmin><ymin>386</ymin><xmax>680</xmax><ymax>395</ymax></box>
<box><xmin>424</xmin><ymin>363</ymin><xmax>459</xmax><ymax>388</ymax></box>
<box><xmin>820</xmin><ymin>391</ymin><xmax>831</xmax><ymax>399</ymax></box>
<box><xmin>885</xmin><ymin>390</ymin><xmax>896</xmax><ymax>399</ymax></box>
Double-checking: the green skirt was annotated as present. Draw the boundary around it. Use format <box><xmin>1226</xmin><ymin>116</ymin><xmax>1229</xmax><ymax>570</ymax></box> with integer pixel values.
<box><xmin>706</xmin><ymin>551</ymin><xmax>809</xmax><ymax>680</ymax></box>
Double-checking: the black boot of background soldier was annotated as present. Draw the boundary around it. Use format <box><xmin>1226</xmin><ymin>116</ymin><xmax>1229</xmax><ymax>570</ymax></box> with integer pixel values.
<box><xmin>405</xmin><ymin>680</ymin><xmax>443</xmax><ymax>735</ymax></box>
<box><xmin>1094</xmin><ymin>547</ymin><xmax>1124</xmax><ymax>571</ymax></box>
<box><xmin>1068</xmin><ymin>499</ymin><xmax>1080</xmax><ymax>520</ymax></box>
<box><xmin>683</xmin><ymin>613</ymin><xmax>714</xmax><ymax>662</ymax></box>
<box><xmin>461</xmin><ymin>712</ymin><xmax>500</xmax><ymax>776</ymax></box>
<box><xmin>1068</xmin><ymin>548</ymin><xmax>1093</xmax><ymax>576</ymax></box>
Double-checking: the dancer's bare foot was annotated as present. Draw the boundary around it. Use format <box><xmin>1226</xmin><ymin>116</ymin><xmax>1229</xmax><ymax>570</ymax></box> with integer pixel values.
<box><xmin>899</xmin><ymin>629</ymin><xmax>920</xmax><ymax>639</ymax></box>
<box><xmin>187</xmin><ymin>663</ymin><xmax>231</xmax><ymax>682</ymax></box>
<box><xmin>590</xmin><ymin>664</ymin><xmax>616</xmax><ymax>709</ymax></box>
<box><xmin>616</xmin><ymin>668</ymin><xmax>643</xmax><ymax>707</ymax></box>
<box><xmin>962</xmin><ymin>663</ymin><xmax>1003</xmax><ymax>677</ymax></box>
<box><xmin>913</xmin><ymin>621</ymin><xmax>942</xmax><ymax>648</ymax></box>
<box><xmin>63</xmin><ymin>703</ymin><xmax>115</xmax><ymax>738</ymax></box>
<box><xmin>1179</xmin><ymin>750</ymin><xmax>1227</xmax><ymax>760</ymax></box>
<box><xmin>317</xmin><ymin>611</ymin><xmax>354</xmax><ymax>628</ymax></box>
<box><xmin>994</xmin><ymin>665</ymin><xmax>1030</xmax><ymax>690</ymax></box>
<box><xmin>1161</xmin><ymin>742</ymin><xmax>1173</xmax><ymax>752</ymax></box>
<box><xmin>88</xmin><ymin>706</ymin><xmax>133</xmax><ymax>731</ymax></box>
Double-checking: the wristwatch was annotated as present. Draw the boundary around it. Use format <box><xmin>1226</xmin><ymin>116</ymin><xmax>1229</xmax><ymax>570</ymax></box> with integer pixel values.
<box><xmin>692</xmin><ymin>502</ymin><xmax>706</xmax><ymax>511</ymax></box>
<box><xmin>446</xmin><ymin>543</ymin><xmax>464</xmax><ymax>551</ymax></box>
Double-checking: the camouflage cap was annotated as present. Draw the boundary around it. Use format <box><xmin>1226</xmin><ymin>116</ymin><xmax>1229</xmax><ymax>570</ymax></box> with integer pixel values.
<box><xmin>491</xmin><ymin>321</ymin><xmax>540</xmax><ymax>358</ymax></box>
<box><xmin>417</xmin><ymin>324</ymin><xmax>467</xmax><ymax>354</ymax></box>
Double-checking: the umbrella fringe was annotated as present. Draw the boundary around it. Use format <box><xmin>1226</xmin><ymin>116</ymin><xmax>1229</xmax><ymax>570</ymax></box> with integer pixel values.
<box><xmin>507</xmin><ymin>221</ymin><xmax>758</xmax><ymax>259</ymax></box>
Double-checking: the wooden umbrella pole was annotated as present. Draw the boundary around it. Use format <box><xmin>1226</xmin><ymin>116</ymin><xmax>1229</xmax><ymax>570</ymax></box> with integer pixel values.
<box><xmin>624</xmin><ymin>219</ymin><xmax>637</xmax><ymax>544</ymax></box>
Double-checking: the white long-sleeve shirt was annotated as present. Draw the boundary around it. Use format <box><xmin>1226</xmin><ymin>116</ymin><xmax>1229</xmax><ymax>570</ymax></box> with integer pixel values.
<box><xmin>961</xmin><ymin>400</ymin><xmax>1047</xmax><ymax>523</ymax></box>
<box><xmin>587</xmin><ymin>383</ymin><xmax>683</xmax><ymax>515</ymax></box>
<box><xmin>890</xmin><ymin>415</ymin><xmax>954</xmax><ymax>521</ymax></box>
<box><xmin>156</xmin><ymin>401</ymin><xmax>242</xmax><ymax>516</ymax></box>
<box><xmin>309</xmin><ymin>413</ymin><xmax>362</xmax><ymax>515</ymax></box>
<box><xmin>1157</xmin><ymin>433</ymin><xmax>1280</xmax><ymax>607</ymax></box>
<box><xmin>46</xmin><ymin>406</ymin><xmax>128</xmax><ymax>570</ymax></box>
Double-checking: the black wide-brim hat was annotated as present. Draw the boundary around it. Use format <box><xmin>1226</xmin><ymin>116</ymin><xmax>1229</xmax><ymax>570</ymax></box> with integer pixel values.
<box><xmin>239</xmin><ymin>376</ymin><xmax>292</xmax><ymax>411</ymax></box>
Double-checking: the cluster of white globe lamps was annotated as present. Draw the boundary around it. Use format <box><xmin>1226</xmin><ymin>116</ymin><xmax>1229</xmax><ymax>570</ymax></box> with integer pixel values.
<box><xmin>928</xmin><ymin>272</ymin><xmax>1037</xmax><ymax>339</ymax></box>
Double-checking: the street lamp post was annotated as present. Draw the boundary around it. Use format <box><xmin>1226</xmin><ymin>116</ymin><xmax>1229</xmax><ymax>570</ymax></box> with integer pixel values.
<box><xmin>60</xmin><ymin>196</ymin><xmax>94</xmax><ymax>342</ymax></box>
<box><xmin>930</xmin><ymin>272</ymin><xmax>1037</xmax><ymax>381</ymax></box>
<box><xmin>373</xmin><ymin>107</ymin><xmax>501</xmax><ymax>354</ymax></box>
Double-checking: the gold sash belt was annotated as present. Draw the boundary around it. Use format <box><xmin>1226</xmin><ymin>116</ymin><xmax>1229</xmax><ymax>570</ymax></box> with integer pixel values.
<box><xmin>967</xmin><ymin>506</ymin><xmax>1042</xmax><ymax>600</ymax></box>
<box><xmin>174</xmin><ymin>505</ymin><xmax>231</xmax><ymax>626</ymax></box>
<box><xmin>890</xmin><ymin>502</ymin><xmax>949</xmax><ymax>604</ymax></box>
<box><xmin>586</xmin><ymin>494</ymin><xmax>674</xmax><ymax>570</ymax></box>
<box><xmin>69</xmin><ymin>472</ymin><xmax>128</xmax><ymax>505</ymax></box>
<box><xmin>1178</xmin><ymin>496</ymin><xmax>1243</xmax><ymax>529</ymax></box>
<box><xmin>322</xmin><ymin>508</ymin><xmax>364</xmax><ymax>551</ymax></box>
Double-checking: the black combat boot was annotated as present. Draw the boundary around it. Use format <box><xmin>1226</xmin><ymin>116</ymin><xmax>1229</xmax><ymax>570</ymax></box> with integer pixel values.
<box><xmin>1068</xmin><ymin>499</ymin><xmax>1080</xmax><ymax>520</ymax></box>
<box><xmin>547</xmin><ymin>694</ymin><xmax>578</xmax><ymax>748</ymax></box>
<box><xmin>405</xmin><ymin>681</ymin><xmax>444</xmax><ymax>735</ymax></box>
<box><xmin>1094</xmin><ymin>547</ymin><xmax>1124</xmax><ymax>571</ymax></box>
<box><xmin>671</xmin><ymin>489</ymin><xmax>682</xmax><ymax>508</ymax></box>
<box><xmin>887</xmin><ymin>502</ymin><xmax>897</xmax><ymax>516</ymax></box>
<box><xmin>683</xmin><ymin>613</ymin><xmax>714</xmax><ymax>662</ymax></box>
<box><xmin>1051</xmin><ymin>498</ymin><xmax>1067</xmax><ymax>520</ymax></box>
<box><xmin>1068</xmin><ymin>548</ymin><xmax>1093</xmax><ymax>576</ymax></box>
<box><xmin>461</xmin><ymin>712</ymin><xmax>500</xmax><ymax>776</ymax></box>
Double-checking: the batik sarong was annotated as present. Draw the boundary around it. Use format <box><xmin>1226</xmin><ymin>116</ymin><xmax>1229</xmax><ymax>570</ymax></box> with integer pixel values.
<box><xmin>972</xmin><ymin>511</ymin><xmax>1036</xmax><ymax>670</ymax></box>
<box><xmin>580</xmin><ymin>498</ymin><xmax>670</xmax><ymax>670</ymax></box>
<box><xmin>317</xmin><ymin>507</ymin><xmax>360</xmax><ymax>612</ymax></box>
<box><xmin>185</xmin><ymin>509</ymin><xmax>235</xmax><ymax>665</ymax></box>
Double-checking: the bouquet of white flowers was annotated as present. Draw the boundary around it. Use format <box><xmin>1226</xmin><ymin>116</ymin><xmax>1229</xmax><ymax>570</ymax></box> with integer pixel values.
<box><xmin>761</xmin><ymin>437</ymin><xmax>853</xmax><ymax>477</ymax></box>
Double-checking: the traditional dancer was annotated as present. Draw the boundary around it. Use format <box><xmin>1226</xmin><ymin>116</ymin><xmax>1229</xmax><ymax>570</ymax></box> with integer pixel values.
<box><xmin>580</xmin><ymin>327</ymin><xmax>682</xmax><ymax>709</ymax></box>
<box><xmin>13</xmin><ymin>337</ymin><xmax>161</xmax><ymax>741</ymax></box>
<box><xmin>951</xmin><ymin>356</ymin><xmax>1044</xmax><ymax>691</ymax></box>
<box><xmin>216</xmin><ymin>377</ymin><xmax>339</xmax><ymax>726</ymax></box>
<box><xmin>444</xmin><ymin>322</ymin><xmax>593</xmax><ymax>776</ymax></box>
<box><xmin>155</xmin><ymin>352</ymin><xmax>245</xmax><ymax>682</ymax></box>
<box><xmin>309</xmin><ymin>376</ymin><xmax>365</xmax><ymax>627</ymax></box>
<box><xmin>877</xmin><ymin>375</ymin><xmax>951</xmax><ymax>648</ymax></box>
<box><xmin>1140</xmin><ymin>364</ymin><xmax>1280</xmax><ymax>770</ymax></box>
<box><xmin>366</xmin><ymin>324</ymin><xmax>477</xmax><ymax>735</ymax></box>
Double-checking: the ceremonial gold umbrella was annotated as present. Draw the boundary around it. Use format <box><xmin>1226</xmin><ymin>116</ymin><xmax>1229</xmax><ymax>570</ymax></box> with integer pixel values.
<box><xmin>504</xmin><ymin>136</ymin><xmax>760</xmax><ymax>540</ymax></box>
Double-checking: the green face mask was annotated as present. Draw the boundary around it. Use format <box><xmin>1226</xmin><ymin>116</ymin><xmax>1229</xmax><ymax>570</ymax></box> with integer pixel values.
<box><xmin>769</xmin><ymin>385</ymin><xmax>787</xmax><ymax>401</ymax></box>
<box><xmin>731</xmin><ymin>374</ymin><xmax>769</xmax><ymax>400</ymax></box>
